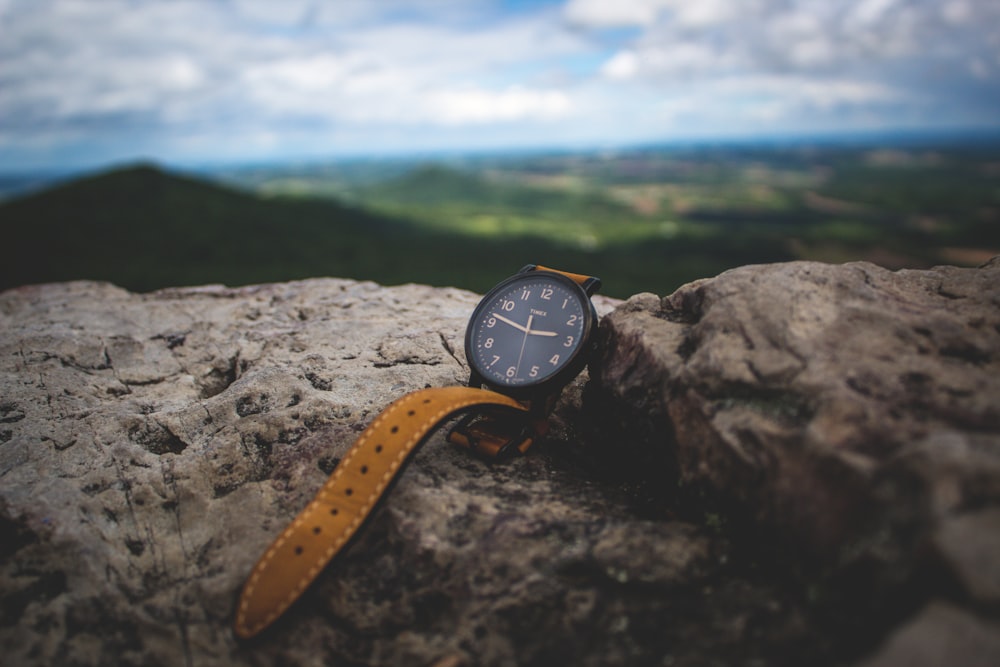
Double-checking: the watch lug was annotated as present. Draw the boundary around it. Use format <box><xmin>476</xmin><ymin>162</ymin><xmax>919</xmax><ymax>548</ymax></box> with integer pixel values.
<box><xmin>517</xmin><ymin>264</ymin><xmax>537</xmax><ymax>274</ymax></box>
<box><xmin>447</xmin><ymin>405</ymin><xmax>550</xmax><ymax>459</ymax></box>
<box><xmin>582</xmin><ymin>276</ymin><xmax>601</xmax><ymax>296</ymax></box>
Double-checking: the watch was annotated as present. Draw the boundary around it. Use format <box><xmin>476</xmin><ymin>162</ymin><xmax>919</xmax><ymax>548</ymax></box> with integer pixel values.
<box><xmin>448</xmin><ymin>265</ymin><xmax>601</xmax><ymax>457</ymax></box>
<box><xmin>233</xmin><ymin>265</ymin><xmax>601</xmax><ymax>639</ymax></box>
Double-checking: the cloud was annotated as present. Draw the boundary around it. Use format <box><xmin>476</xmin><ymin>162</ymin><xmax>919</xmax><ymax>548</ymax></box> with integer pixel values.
<box><xmin>645</xmin><ymin>75</ymin><xmax>899</xmax><ymax>135</ymax></box>
<box><xmin>0</xmin><ymin>1</ymin><xmax>582</xmax><ymax>130</ymax></box>
<box><xmin>565</xmin><ymin>0</ymin><xmax>734</xmax><ymax>28</ymax></box>
<box><xmin>0</xmin><ymin>0</ymin><xmax>998</xmax><ymax>168</ymax></box>
<box><xmin>240</xmin><ymin>52</ymin><xmax>573</xmax><ymax>126</ymax></box>
<box><xmin>564</xmin><ymin>0</ymin><xmax>668</xmax><ymax>27</ymax></box>
<box><xmin>583</xmin><ymin>0</ymin><xmax>1000</xmax><ymax>130</ymax></box>
<box><xmin>426</xmin><ymin>87</ymin><xmax>572</xmax><ymax>124</ymax></box>
<box><xmin>584</xmin><ymin>0</ymin><xmax>1000</xmax><ymax>77</ymax></box>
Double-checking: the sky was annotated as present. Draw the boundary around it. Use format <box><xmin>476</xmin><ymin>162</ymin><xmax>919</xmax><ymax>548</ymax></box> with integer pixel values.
<box><xmin>1</xmin><ymin>0</ymin><xmax>999</xmax><ymax>171</ymax></box>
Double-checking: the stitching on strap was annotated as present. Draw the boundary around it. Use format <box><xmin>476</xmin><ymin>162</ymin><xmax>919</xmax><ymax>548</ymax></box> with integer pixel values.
<box><xmin>235</xmin><ymin>388</ymin><xmax>523</xmax><ymax>636</ymax></box>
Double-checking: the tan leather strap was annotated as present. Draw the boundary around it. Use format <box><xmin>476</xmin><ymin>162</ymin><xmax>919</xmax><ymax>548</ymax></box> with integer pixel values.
<box><xmin>233</xmin><ymin>386</ymin><xmax>528</xmax><ymax>639</ymax></box>
<box><xmin>533</xmin><ymin>265</ymin><xmax>591</xmax><ymax>286</ymax></box>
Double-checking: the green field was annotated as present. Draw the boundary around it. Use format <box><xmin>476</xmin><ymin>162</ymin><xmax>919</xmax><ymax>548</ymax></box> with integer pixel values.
<box><xmin>2</xmin><ymin>144</ymin><xmax>998</xmax><ymax>299</ymax></box>
<box><xmin>216</xmin><ymin>144</ymin><xmax>1000</xmax><ymax>276</ymax></box>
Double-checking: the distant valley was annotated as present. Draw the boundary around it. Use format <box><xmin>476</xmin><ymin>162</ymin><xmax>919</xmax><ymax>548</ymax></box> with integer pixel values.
<box><xmin>2</xmin><ymin>144</ymin><xmax>997</xmax><ymax>298</ymax></box>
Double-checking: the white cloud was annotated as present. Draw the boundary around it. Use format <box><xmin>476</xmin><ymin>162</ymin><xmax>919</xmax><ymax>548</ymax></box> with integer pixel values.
<box><xmin>427</xmin><ymin>87</ymin><xmax>572</xmax><ymax>124</ymax></box>
<box><xmin>601</xmin><ymin>51</ymin><xmax>640</xmax><ymax>80</ymax></box>
<box><xmin>941</xmin><ymin>1</ymin><xmax>973</xmax><ymax>25</ymax></box>
<box><xmin>647</xmin><ymin>74</ymin><xmax>898</xmax><ymax>133</ymax></box>
<box><xmin>849</xmin><ymin>0</ymin><xmax>900</xmax><ymax>27</ymax></box>
<box><xmin>243</xmin><ymin>54</ymin><xmax>358</xmax><ymax>100</ymax></box>
<box><xmin>669</xmin><ymin>0</ymin><xmax>737</xmax><ymax>28</ymax></box>
<box><xmin>0</xmin><ymin>1</ymin><xmax>586</xmax><ymax>130</ymax></box>
<box><xmin>564</xmin><ymin>0</ymin><xmax>667</xmax><ymax>27</ymax></box>
<box><xmin>0</xmin><ymin>0</ymin><xmax>999</xmax><ymax>168</ymax></box>
<box><xmin>720</xmin><ymin>76</ymin><xmax>898</xmax><ymax>110</ymax></box>
<box><xmin>564</xmin><ymin>0</ymin><xmax>734</xmax><ymax>28</ymax></box>
<box><xmin>229</xmin><ymin>0</ymin><xmax>316</xmax><ymax>26</ymax></box>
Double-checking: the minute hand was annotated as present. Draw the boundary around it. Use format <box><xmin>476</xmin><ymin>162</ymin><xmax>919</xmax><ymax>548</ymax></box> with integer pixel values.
<box><xmin>491</xmin><ymin>312</ymin><xmax>529</xmax><ymax>333</ymax></box>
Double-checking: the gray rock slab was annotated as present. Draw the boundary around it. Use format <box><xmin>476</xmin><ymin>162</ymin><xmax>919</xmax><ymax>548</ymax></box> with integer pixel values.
<box><xmin>3</xmin><ymin>278</ymin><xmax>790</xmax><ymax>667</ymax></box>
<box><xmin>857</xmin><ymin>602</ymin><xmax>1000</xmax><ymax>667</ymax></box>
<box><xmin>590</xmin><ymin>257</ymin><xmax>1000</xmax><ymax>662</ymax></box>
<box><xmin>4</xmin><ymin>258</ymin><xmax>999</xmax><ymax>667</ymax></box>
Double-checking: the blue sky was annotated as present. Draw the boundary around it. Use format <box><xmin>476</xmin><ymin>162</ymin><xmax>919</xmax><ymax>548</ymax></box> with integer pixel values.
<box><xmin>2</xmin><ymin>0</ymin><xmax>999</xmax><ymax>171</ymax></box>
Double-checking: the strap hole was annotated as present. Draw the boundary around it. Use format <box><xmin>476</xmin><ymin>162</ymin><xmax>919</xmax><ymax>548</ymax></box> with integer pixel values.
<box><xmin>375</xmin><ymin>445</ymin><xmax>383</xmax><ymax>453</ymax></box>
<box><xmin>313</xmin><ymin>527</ymin><xmax>321</xmax><ymax>535</ymax></box>
<box><xmin>294</xmin><ymin>546</ymin><xmax>303</xmax><ymax>555</ymax></box>
<box><xmin>361</xmin><ymin>466</ymin><xmax>368</xmax><ymax>474</ymax></box>
<box><xmin>391</xmin><ymin>426</ymin><xmax>399</xmax><ymax>434</ymax></box>
<box><xmin>345</xmin><ymin>488</ymin><xmax>353</xmax><ymax>496</ymax></box>
<box><xmin>407</xmin><ymin>410</ymin><xmax>415</xmax><ymax>416</ymax></box>
<box><xmin>423</xmin><ymin>399</ymin><xmax>431</xmax><ymax>404</ymax></box>
<box><xmin>330</xmin><ymin>508</ymin><xmax>339</xmax><ymax>516</ymax></box>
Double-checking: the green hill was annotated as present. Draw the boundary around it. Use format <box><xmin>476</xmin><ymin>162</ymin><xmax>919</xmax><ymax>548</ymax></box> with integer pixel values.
<box><xmin>0</xmin><ymin>163</ymin><xmax>799</xmax><ymax>298</ymax></box>
<box><xmin>0</xmin><ymin>163</ymin><xmax>415</xmax><ymax>292</ymax></box>
<box><xmin>0</xmin><ymin>164</ymin><xmax>622</xmax><ymax>295</ymax></box>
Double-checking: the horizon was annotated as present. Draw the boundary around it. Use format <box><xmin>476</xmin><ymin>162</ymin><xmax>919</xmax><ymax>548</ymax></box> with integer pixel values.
<box><xmin>3</xmin><ymin>1</ymin><xmax>999</xmax><ymax>174</ymax></box>
<box><xmin>3</xmin><ymin>126</ymin><xmax>1000</xmax><ymax>182</ymax></box>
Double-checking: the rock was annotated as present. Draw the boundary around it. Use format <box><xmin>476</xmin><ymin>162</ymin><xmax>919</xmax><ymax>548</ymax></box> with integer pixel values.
<box><xmin>3</xmin><ymin>258</ymin><xmax>999</xmax><ymax>667</ymax></box>
<box><xmin>856</xmin><ymin>602</ymin><xmax>1000</xmax><ymax>667</ymax></box>
<box><xmin>929</xmin><ymin>507</ymin><xmax>1000</xmax><ymax>606</ymax></box>
<box><xmin>0</xmin><ymin>278</ymin><xmax>488</xmax><ymax>666</ymax></box>
<box><xmin>2</xmin><ymin>277</ymin><xmax>787</xmax><ymax>667</ymax></box>
<box><xmin>590</xmin><ymin>257</ymin><xmax>1000</xmax><ymax>652</ymax></box>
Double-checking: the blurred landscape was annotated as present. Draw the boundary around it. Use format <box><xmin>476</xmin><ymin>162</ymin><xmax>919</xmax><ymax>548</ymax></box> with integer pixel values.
<box><xmin>4</xmin><ymin>1</ymin><xmax>999</xmax><ymax>300</ymax></box>
<box><xmin>2</xmin><ymin>140</ymin><xmax>999</xmax><ymax>299</ymax></box>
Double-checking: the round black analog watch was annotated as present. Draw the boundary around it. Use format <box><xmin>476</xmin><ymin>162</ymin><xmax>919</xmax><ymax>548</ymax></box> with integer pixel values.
<box><xmin>466</xmin><ymin>266</ymin><xmax>599</xmax><ymax>397</ymax></box>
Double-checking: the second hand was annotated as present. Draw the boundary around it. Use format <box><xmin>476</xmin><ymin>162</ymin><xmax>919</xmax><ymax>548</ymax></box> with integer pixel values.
<box><xmin>514</xmin><ymin>314</ymin><xmax>533</xmax><ymax>377</ymax></box>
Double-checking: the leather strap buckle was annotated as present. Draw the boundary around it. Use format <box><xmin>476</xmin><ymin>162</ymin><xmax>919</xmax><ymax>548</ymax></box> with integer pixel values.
<box><xmin>447</xmin><ymin>412</ymin><xmax>550</xmax><ymax>459</ymax></box>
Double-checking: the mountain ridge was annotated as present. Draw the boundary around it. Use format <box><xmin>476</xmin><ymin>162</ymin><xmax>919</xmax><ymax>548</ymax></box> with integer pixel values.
<box><xmin>0</xmin><ymin>162</ymin><xmax>425</xmax><ymax>292</ymax></box>
<box><xmin>2</xmin><ymin>163</ymin><xmax>663</xmax><ymax>296</ymax></box>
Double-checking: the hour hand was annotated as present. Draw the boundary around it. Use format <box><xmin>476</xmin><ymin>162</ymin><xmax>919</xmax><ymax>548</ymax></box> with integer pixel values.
<box><xmin>491</xmin><ymin>313</ymin><xmax>528</xmax><ymax>332</ymax></box>
<box><xmin>527</xmin><ymin>329</ymin><xmax>558</xmax><ymax>336</ymax></box>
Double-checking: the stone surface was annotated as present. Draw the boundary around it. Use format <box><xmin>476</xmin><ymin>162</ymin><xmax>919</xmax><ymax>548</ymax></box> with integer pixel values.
<box><xmin>590</xmin><ymin>257</ymin><xmax>1000</xmax><ymax>657</ymax></box>
<box><xmin>2</xmin><ymin>259</ymin><xmax>999</xmax><ymax>666</ymax></box>
<box><xmin>929</xmin><ymin>506</ymin><xmax>1000</xmax><ymax>606</ymax></box>
<box><xmin>857</xmin><ymin>602</ymin><xmax>1000</xmax><ymax>667</ymax></box>
<box><xmin>1</xmin><ymin>278</ymin><xmax>779</xmax><ymax>667</ymax></box>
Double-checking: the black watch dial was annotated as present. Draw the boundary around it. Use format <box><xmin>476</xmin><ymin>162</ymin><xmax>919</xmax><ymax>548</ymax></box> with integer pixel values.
<box><xmin>466</xmin><ymin>271</ymin><xmax>594</xmax><ymax>392</ymax></box>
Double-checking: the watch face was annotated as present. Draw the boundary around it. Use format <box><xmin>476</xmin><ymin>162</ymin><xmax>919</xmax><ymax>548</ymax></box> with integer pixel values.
<box><xmin>466</xmin><ymin>271</ymin><xmax>595</xmax><ymax>394</ymax></box>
